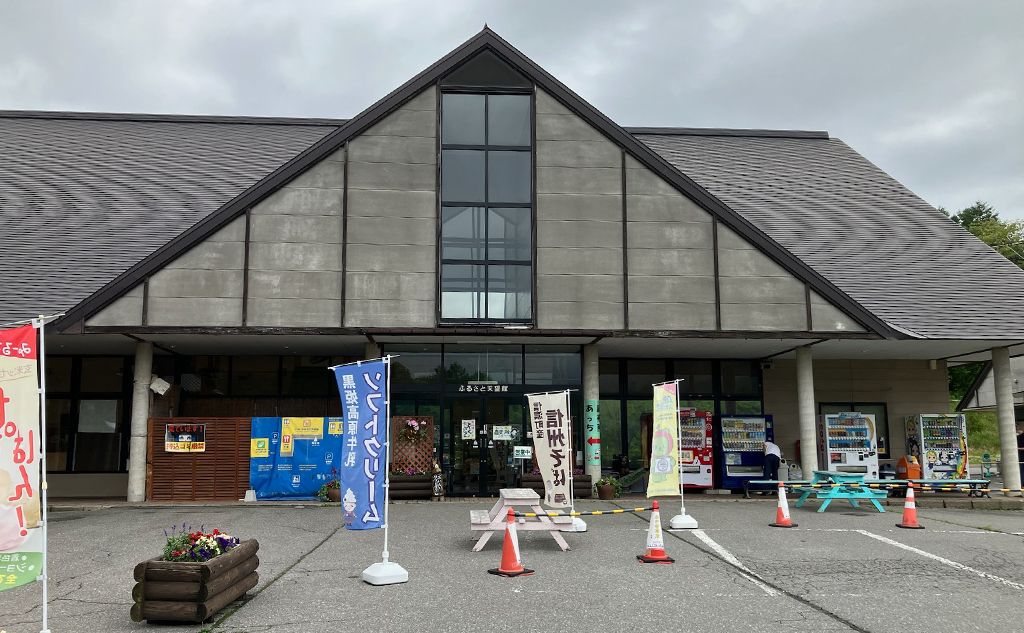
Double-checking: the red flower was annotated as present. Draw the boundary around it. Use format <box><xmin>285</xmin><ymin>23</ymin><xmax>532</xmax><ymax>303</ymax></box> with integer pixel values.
<box><xmin>212</xmin><ymin>529</ymin><xmax>219</xmax><ymax>535</ymax></box>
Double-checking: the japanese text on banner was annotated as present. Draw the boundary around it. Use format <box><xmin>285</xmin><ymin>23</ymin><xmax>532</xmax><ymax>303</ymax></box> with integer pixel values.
<box><xmin>332</xmin><ymin>360</ymin><xmax>388</xmax><ymax>530</ymax></box>
<box><xmin>0</xmin><ymin>324</ymin><xmax>42</xmax><ymax>592</ymax></box>
<box><xmin>647</xmin><ymin>382</ymin><xmax>680</xmax><ymax>497</ymax></box>
<box><xmin>527</xmin><ymin>392</ymin><xmax>571</xmax><ymax>507</ymax></box>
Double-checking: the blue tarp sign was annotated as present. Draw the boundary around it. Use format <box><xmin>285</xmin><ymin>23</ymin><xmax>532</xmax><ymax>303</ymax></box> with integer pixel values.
<box><xmin>331</xmin><ymin>359</ymin><xmax>388</xmax><ymax>530</ymax></box>
<box><xmin>248</xmin><ymin>417</ymin><xmax>343</xmax><ymax>500</ymax></box>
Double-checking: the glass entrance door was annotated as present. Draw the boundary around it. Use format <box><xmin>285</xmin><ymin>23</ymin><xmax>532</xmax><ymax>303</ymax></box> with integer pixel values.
<box><xmin>445</xmin><ymin>395</ymin><xmax>523</xmax><ymax>496</ymax></box>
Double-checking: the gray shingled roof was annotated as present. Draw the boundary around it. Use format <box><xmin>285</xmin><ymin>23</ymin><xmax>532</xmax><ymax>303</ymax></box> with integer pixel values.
<box><xmin>0</xmin><ymin>112</ymin><xmax>341</xmax><ymax>324</ymax></box>
<box><xmin>3</xmin><ymin>110</ymin><xmax>1022</xmax><ymax>339</ymax></box>
<box><xmin>634</xmin><ymin>131</ymin><xmax>1024</xmax><ymax>339</ymax></box>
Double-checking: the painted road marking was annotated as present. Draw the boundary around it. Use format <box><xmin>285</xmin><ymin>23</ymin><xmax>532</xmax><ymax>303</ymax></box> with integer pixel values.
<box><xmin>690</xmin><ymin>529</ymin><xmax>780</xmax><ymax>597</ymax></box>
<box><xmin>855</xmin><ymin>529</ymin><xmax>1024</xmax><ymax>591</ymax></box>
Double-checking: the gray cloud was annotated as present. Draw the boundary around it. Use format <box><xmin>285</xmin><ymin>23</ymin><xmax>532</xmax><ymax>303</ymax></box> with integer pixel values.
<box><xmin>1</xmin><ymin>0</ymin><xmax>1021</xmax><ymax>217</ymax></box>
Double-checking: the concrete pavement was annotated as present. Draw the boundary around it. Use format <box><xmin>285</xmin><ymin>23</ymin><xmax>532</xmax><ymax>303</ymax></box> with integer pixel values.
<box><xmin>1</xmin><ymin>495</ymin><xmax>1023</xmax><ymax>633</ymax></box>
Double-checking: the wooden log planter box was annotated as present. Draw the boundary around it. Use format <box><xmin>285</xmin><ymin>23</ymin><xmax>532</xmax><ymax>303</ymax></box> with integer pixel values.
<box><xmin>520</xmin><ymin>474</ymin><xmax>592</xmax><ymax>498</ymax></box>
<box><xmin>130</xmin><ymin>539</ymin><xmax>260</xmax><ymax>623</ymax></box>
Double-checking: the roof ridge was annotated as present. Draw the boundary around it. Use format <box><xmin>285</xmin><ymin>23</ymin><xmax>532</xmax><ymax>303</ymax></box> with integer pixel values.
<box><xmin>627</xmin><ymin>126</ymin><xmax>829</xmax><ymax>139</ymax></box>
<box><xmin>0</xmin><ymin>110</ymin><xmax>347</xmax><ymax>127</ymax></box>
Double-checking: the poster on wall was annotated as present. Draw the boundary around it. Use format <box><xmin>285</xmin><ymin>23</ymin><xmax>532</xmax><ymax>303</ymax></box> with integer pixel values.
<box><xmin>248</xmin><ymin>417</ymin><xmax>344</xmax><ymax>500</ymax></box>
<box><xmin>461</xmin><ymin>419</ymin><xmax>476</xmax><ymax>440</ymax></box>
<box><xmin>164</xmin><ymin>423</ymin><xmax>206</xmax><ymax>452</ymax></box>
<box><xmin>0</xmin><ymin>324</ymin><xmax>42</xmax><ymax>591</ymax></box>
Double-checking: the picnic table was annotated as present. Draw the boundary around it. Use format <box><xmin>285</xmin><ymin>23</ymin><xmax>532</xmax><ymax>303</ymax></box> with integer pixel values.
<box><xmin>744</xmin><ymin>471</ymin><xmax>887</xmax><ymax>512</ymax></box>
<box><xmin>469</xmin><ymin>488</ymin><xmax>572</xmax><ymax>552</ymax></box>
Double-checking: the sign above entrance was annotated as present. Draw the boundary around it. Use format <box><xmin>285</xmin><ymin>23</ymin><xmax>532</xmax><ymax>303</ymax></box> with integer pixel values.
<box><xmin>457</xmin><ymin>384</ymin><xmax>510</xmax><ymax>393</ymax></box>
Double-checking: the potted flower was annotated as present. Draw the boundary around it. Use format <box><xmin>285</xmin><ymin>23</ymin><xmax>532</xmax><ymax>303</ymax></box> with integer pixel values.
<box><xmin>130</xmin><ymin>525</ymin><xmax>260</xmax><ymax>623</ymax></box>
<box><xmin>596</xmin><ymin>476</ymin><xmax>622</xmax><ymax>500</ymax></box>
<box><xmin>398</xmin><ymin>418</ymin><xmax>429</xmax><ymax>443</ymax></box>
<box><xmin>316</xmin><ymin>467</ymin><xmax>341</xmax><ymax>502</ymax></box>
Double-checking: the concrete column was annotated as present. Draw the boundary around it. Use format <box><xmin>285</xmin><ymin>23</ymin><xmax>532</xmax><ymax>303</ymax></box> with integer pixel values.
<box><xmin>126</xmin><ymin>341</ymin><xmax>153</xmax><ymax>502</ymax></box>
<box><xmin>992</xmin><ymin>347</ymin><xmax>1021</xmax><ymax>496</ymax></box>
<box><xmin>365</xmin><ymin>341</ymin><xmax>380</xmax><ymax>360</ymax></box>
<box><xmin>796</xmin><ymin>345</ymin><xmax>818</xmax><ymax>479</ymax></box>
<box><xmin>582</xmin><ymin>344</ymin><xmax>601</xmax><ymax>488</ymax></box>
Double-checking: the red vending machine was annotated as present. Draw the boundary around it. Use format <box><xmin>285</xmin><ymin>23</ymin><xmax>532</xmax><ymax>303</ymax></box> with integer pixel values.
<box><xmin>679</xmin><ymin>408</ymin><xmax>714</xmax><ymax>488</ymax></box>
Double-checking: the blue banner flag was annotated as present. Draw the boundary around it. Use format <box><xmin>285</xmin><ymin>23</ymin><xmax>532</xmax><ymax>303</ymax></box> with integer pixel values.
<box><xmin>332</xmin><ymin>359</ymin><xmax>388</xmax><ymax>530</ymax></box>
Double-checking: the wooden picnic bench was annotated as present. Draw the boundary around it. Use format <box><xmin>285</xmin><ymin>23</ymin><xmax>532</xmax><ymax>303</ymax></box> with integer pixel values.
<box><xmin>469</xmin><ymin>488</ymin><xmax>573</xmax><ymax>552</ymax></box>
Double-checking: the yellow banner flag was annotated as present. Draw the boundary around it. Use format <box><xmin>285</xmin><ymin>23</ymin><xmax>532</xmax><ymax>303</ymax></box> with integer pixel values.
<box><xmin>647</xmin><ymin>382</ymin><xmax>679</xmax><ymax>497</ymax></box>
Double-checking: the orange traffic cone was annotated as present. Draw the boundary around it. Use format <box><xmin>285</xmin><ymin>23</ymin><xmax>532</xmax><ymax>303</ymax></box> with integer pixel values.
<box><xmin>769</xmin><ymin>482</ymin><xmax>798</xmax><ymax>528</ymax></box>
<box><xmin>488</xmin><ymin>508</ymin><xmax>535</xmax><ymax>577</ymax></box>
<box><xmin>637</xmin><ymin>501</ymin><xmax>675</xmax><ymax>564</ymax></box>
<box><xmin>896</xmin><ymin>483</ymin><xmax>925</xmax><ymax>529</ymax></box>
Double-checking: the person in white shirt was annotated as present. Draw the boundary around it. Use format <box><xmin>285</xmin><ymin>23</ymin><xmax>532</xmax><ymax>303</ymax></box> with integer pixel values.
<box><xmin>763</xmin><ymin>440</ymin><xmax>782</xmax><ymax>482</ymax></box>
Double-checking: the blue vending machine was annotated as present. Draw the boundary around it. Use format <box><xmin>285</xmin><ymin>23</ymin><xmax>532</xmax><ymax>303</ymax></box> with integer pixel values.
<box><xmin>719</xmin><ymin>415</ymin><xmax>773</xmax><ymax>489</ymax></box>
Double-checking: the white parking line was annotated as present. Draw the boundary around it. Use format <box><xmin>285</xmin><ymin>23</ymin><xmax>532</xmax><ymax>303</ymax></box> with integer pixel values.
<box><xmin>854</xmin><ymin>529</ymin><xmax>1024</xmax><ymax>591</ymax></box>
<box><xmin>690</xmin><ymin>529</ymin><xmax>780</xmax><ymax>597</ymax></box>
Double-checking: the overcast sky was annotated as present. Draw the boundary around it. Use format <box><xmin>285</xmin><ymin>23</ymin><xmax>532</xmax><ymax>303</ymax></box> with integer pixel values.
<box><xmin>2</xmin><ymin>1</ymin><xmax>1021</xmax><ymax>219</ymax></box>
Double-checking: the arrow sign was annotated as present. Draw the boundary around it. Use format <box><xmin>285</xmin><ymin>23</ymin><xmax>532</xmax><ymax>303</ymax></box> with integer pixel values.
<box><xmin>587</xmin><ymin>437</ymin><xmax>600</xmax><ymax>446</ymax></box>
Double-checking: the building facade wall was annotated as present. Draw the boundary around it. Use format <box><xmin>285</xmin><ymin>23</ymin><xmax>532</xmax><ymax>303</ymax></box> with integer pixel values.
<box><xmin>764</xmin><ymin>358</ymin><xmax>951</xmax><ymax>464</ymax></box>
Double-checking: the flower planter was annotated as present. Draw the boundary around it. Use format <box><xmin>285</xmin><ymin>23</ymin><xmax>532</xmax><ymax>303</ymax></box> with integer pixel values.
<box><xmin>520</xmin><ymin>474</ymin><xmax>592</xmax><ymax>499</ymax></box>
<box><xmin>130</xmin><ymin>539</ymin><xmax>260</xmax><ymax>623</ymax></box>
<box><xmin>326</xmin><ymin>488</ymin><xmax>342</xmax><ymax>503</ymax></box>
<box><xmin>597</xmin><ymin>484</ymin><xmax>617</xmax><ymax>500</ymax></box>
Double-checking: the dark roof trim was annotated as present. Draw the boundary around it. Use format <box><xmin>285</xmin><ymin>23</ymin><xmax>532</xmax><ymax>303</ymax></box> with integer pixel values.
<box><xmin>81</xmin><ymin>325</ymin><xmax>883</xmax><ymax>340</ymax></box>
<box><xmin>626</xmin><ymin>127</ymin><xmax>829</xmax><ymax>139</ymax></box>
<box><xmin>955</xmin><ymin>360</ymin><xmax>992</xmax><ymax>412</ymax></box>
<box><xmin>53</xmin><ymin>28</ymin><xmax>896</xmax><ymax>339</ymax></box>
<box><xmin>0</xmin><ymin>109</ymin><xmax>346</xmax><ymax>127</ymax></box>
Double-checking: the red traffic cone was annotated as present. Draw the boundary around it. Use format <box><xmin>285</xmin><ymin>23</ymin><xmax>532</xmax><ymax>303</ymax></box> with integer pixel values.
<box><xmin>488</xmin><ymin>508</ymin><xmax>535</xmax><ymax>577</ymax></box>
<box><xmin>896</xmin><ymin>483</ymin><xmax>925</xmax><ymax>529</ymax></box>
<box><xmin>637</xmin><ymin>501</ymin><xmax>675</xmax><ymax>564</ymax></box>
<box><xmin>769</xmin><ymin>482</ymin><xmax>798</xmax><ymax>528</ymax></box>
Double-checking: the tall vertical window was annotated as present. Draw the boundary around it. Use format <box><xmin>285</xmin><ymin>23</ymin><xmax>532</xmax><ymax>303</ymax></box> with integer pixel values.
<box><xmin>440</xmin><ymin>84</ymin><xmax>533</xmax><ymax>322</ymax></box>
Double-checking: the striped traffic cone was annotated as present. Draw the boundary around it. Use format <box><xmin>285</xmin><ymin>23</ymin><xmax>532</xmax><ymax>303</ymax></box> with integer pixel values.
<box><xmin>637</xmin><ymin>501</ymin><xmax>675</xmax><ymax>563</ymax></box>
<box><xmin>896</xmin><ymin>483</ymin><xmax>925</xmax><ymax>529</ymax></box>
<box><xmin>488</xmin><ymin>508</ymin><xmax>535</xmax><ymax>577</ymax></box>
<box><xmin>769</xmin><ymin>482</ymin><xmax>798</xmax><ymax>528</ymax></box>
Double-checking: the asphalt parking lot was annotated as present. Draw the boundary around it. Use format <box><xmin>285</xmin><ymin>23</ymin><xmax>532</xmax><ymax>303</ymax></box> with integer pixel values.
<box><xmin>1</xmin><ymin>495</ymin><xmax>1023</xmax><ymax>633</ymax></box>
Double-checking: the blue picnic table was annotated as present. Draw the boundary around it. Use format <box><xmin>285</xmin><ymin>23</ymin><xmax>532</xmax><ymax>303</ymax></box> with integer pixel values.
<box><xmin>792</xmin><ymin>470</ymin><xmax>888</xmax><ymax>513</ymax></box>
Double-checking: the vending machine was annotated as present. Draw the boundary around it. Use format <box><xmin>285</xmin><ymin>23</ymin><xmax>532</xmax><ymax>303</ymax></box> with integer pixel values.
<box><xmin>816</xmin><ymin>412</ymin><xmax>879</xmax><ymax>478</ymax></box>
<box><xmin>679</xmin><ymin>408</ymin><xmax>714</xmax><ymax>488</ymax></box>
<box><xmin>719</xmin><ymin>415</ymin><xmax>774</xmax><ymax>489</ymax></box>
<box><xmin>905</xmin><ymin>414</ymin><xmax>968</xmax><ymax>479</ymax></box>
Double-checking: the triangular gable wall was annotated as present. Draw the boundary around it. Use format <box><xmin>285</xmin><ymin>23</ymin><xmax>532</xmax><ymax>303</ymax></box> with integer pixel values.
<box><xmin>70</xmin><ymin>29</ymin><xmax>886</xmax><ymax>337</ymax></box>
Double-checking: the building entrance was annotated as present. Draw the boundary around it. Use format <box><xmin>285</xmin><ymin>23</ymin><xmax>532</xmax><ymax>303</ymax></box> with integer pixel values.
<box><xmin>445</xmin><ymin>395</ymin><xmax>524</xmax><ymax>496</ymax></box>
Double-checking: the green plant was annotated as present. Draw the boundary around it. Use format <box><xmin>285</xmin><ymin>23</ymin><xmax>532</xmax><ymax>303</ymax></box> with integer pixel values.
<box><xmin>397</xmin><ymin>418</ymin><xmax>429</xmax><ymax>443</ymax></box>
<box><xmin>161</xmin><ymin>525</ymin><xmax>239</xmax><ymax>562</ymax></box>
<box><xmin>316</xmin><ymin>478</ymin><xmax>340</xmax><ymax>501</ymax></box>
<box><xmin>595</xmin><ymin>476</ymin><xmax>622</xmax><ymax>498</ymax></box>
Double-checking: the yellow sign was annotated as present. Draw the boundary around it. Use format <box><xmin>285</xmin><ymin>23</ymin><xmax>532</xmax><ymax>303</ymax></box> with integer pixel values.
<box><xmin>281</xmin><ymin>434</ymin><xmax>293</xmax><ymax>457</ymax></box>
<box><xmin>165</xmin><ymin>441</ymin><xmax>206</xmax><ymax>452</ymax></box>
<box><xmin>647</xmin><ymin>382</ymin><xmax>680</xmax><ymax>497</ymax></box>
<box><xmin>282</xmin><ymin>417</ymin><xmax>324</xmax><ymax>439</ymax></box>
<box><xmin>251</xmin><ymin>438</ymin><xmax>269</xmax><ymax>458</ymax></box>
<box><xmin>328</xmin><ymin>419</ymin><xmax>344</xmax><ymax>435</ymax></box>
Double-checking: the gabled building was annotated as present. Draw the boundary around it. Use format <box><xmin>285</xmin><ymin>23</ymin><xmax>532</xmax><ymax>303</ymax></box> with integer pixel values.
<box><xmin>4</xmin><ymin>29</ymin><xmax>1024</xmax><ymax>499</ymax></box>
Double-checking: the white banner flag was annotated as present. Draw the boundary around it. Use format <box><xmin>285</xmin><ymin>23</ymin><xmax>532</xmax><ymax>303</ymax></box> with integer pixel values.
<box><xmin>528</xmin><ymin>392</ymin><xmax>571</xmax><ymax>507</ymax></box>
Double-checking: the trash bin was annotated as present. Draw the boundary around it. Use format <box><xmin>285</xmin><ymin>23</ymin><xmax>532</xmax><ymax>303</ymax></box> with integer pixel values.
<box><xmin>879</xmin><ymin>463</ymin><xmax>896</xmax><ymax>479</ymax></box>
<box><xmin>896</xmin><ymin>455</ymin><xmax>921</xmax><ymax>480</ymax></box>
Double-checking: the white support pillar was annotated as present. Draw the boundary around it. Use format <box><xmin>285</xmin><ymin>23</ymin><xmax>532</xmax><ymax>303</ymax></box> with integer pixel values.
<box><xmin>582</xmin><ymin>343</ymin><xmax>601</xmax><ymax>488</ymax></box>
<box><xmin>992</xmin><ymin>347</ymin><xmax>1021</xmax><ymax>496</ymax></box>
<box><xmin>796</xmin><ymin>346</ymin><xmax>817</xmax><ymax>479</ymax></box>
<box><xmin>365</xmin><ymin>341</ymin><xmax>381</xmax><ymax>360</ymax></box>
<box><xmin>126</xmin><ymin>340</ymin><xmax>153</xmax><ymax>502</ymax></box>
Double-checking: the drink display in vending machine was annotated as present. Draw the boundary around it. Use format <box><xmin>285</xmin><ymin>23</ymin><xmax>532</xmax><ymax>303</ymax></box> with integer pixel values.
<box><xmin>679</xmin><ymin>408</ymin><xmax>714</xmax><ymax>488</ymax></box>
<box><xmin>905</xmin><ymin>414</ymin><xmax>968</xmax><ymax>479</ymax></box>
<box><xmin>719</xmin><ymin>415</ymin><xmax>773</xmax><ymax>489</ymax></box>
<box><xmin>816</xmin><ymin>412</ymin><xmax>879</xmax><ymax>478</ymax></box>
